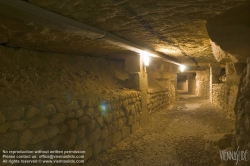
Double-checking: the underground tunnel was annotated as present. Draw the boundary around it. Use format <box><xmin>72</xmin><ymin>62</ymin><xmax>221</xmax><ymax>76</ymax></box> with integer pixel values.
<box><xmin>0</xmin><ymin>0</ymin><xmax>250</xmax><ymax>166</ymax></box>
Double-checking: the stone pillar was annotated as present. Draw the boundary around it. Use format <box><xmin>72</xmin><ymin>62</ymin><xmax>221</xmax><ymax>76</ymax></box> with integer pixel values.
<box><xmin>209</xmin><ymin>63</ymin><xmax>221</xmax><ymax>102</ymax></box>
<box><xmin>209</xmin><ymin>67</ymin><xmax>213</xmax><ymax>102</ymax></box>
<box><xmin>196</xmin><ymin>70</ymin><xmax>209</xmax><ymax>99</ymax></box>
<box><xmin>162</xmin><ymin>63</ymin><xmax>178</xmax><ymax>99</ymax></box>
<box><xmin>125</xmin><ymin>54</ymin><xmax>149</xmax><ymax>126</ymax></box>
<box><xmin>209</xmin><ymin>63</ymin><xmax>221</xmax><ymax>84</ymax></box>
<box><xmin>170</xmin><ymin>72</ymin><xmax>178</xmax><ymax>100</ymax></box>
<box><xmin>168</xmin><ymin>64</ymin><xmax>178</xmax><ymax>99</ymax></box>
<box><xmin>125</xmin><ymin>55</ymin><xmax>148</xmax><ymax>90</ymax></box>
<box><xmin>207</xmin><ymin>68</ymin><xmax>211</xmax><ymax>100</ymax></box>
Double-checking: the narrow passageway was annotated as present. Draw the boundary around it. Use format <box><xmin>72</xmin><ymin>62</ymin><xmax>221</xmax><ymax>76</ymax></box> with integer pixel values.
<box><xmin>85</xmin><ymin>94</ymin><xmax>234</xmax><ymax>166</ymax></box>
<box><xmin>1</xmin><ymin>1</ymin><xmax>250</xmax><ymax>165</ymax></box>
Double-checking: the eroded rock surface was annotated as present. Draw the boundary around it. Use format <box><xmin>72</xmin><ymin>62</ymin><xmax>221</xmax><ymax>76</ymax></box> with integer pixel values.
<box><xmin>232</xmin><ymin>57</ymin><xmax>250</xmax><ymax>165</ymax></box>
<box><xmin>0</xmin><ymin>0</ymin><xmax>245</xmax><ymax>67</ymax></box>
<box><xmin>207</xmin><ymin>1</ymin><xmax>250</xmax><ymax>63</ymax></box>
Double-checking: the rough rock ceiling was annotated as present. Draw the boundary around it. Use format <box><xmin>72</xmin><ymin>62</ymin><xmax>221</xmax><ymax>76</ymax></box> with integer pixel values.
<box><xmin>0</xmin><ymin>14</ymin><xmax>129</xmax><ymax>57</ymax></box>
<box><xmin>207</xmin><ymin>2</ymin><xmax>250</xmax><ymax>63</ymax></box>
<box><xmin>0</xmin><ymin>0</ymin><xmax>246</xmax><ymax>67</ymax></box>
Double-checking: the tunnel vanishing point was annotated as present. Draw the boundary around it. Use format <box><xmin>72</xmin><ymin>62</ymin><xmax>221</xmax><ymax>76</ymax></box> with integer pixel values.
<box><xmin>0</xmin><ymin>0</ymin><xmax>250</xmax><ymax>166</ymax></box>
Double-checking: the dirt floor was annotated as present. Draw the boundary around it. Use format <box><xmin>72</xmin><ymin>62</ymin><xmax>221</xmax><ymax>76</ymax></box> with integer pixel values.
<box><xmin>84</xmin><ymin>92</ymin><xmax>234</xmax><ymax>166</ymax></box>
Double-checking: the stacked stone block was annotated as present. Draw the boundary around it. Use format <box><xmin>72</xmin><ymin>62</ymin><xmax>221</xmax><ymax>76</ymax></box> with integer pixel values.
<box><xmin>147</xmin><ymin>86</ymin><xmax>175</xmax><ymax>115</ymax></box>
<box><xmin>212</xmin><ymin>84</ymin><xmax>227</xmax><ymax>110</ymax></box>
<box><xmin>212</xmin><ymin>62</ymin><xmax>242</xmax><ymax>118</ymax></box>
<box><xmin>196</xmin><ymin>70</ymin><xmax>209</xmax><ymax>98</ymax></box>
<box><xmin>0</xmin><ymin>91</ymin><xmax>141</xmax><ymax>163</ymax></box>
<box><xmin>212</xmin><ymin>83</ymin><xmax>239</xmax><ymax>118</ymax></box>
<box><xmin>196</xmin><ymin>81</ymin><xmax>209</xmax><ymax>98</ymax></box>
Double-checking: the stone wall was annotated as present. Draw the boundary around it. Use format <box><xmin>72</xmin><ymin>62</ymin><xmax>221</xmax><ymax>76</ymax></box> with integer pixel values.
<box><xmin>0</xmin><ymin>46</ymin><xmax>177</xmax><ymax>163</ymax></box>
<box><xmin>233</xmin><ymin>57</ymin><xmax>250</xmax><ymax>166</ymax></box>
<box><xmin>225</xmin><ymin>63</ymin><xmax>242</xmax><ymax>118</ymax></box>
<box><xmin>147</xmin><ymin>86</ymin><xmax>175</xmax><ymax>115</ymax></box>
<box><xmin>210</xmin><ymin>60</ymin><xmax>249</xmax><ymax>165</ymax></box>
<box><xmin>0</xmin><ymin>46</ymin><xmax>130</xmax><ymax>106</ymax></box>
<box><xmin>226</xmin><ymin>85</ymin><xmax>239</xmax><ymax>118</ymax></box>
<box><xmin>0</xmin><ymin>91</ymin><xmax>142</xmax><ymax>163</ymax></box>
<box><xmin>196</xmin><ymin>71</ymin><xmax>209</xmax><ymax>98</ymax></box>
<box><xmin>212</xmin><ymin>84</ymin><xmax>238</xmax><ymax>118</ymax></box>
<box><xmin>196</xmin><ymin>81</ymin><xmax>209</xmax><ymax>98</ymax></box>
<box><xmin>212</xmin><ymin>84</ymin><xmax>227</xmax><ymax>110</ymax></box>
<box><xmin>206</xmin><ymin>2</ymin><xmax>250</xmax><ymax>165</ymax></box>
<box><xmin>177</xmin><ymin>81</ymin><xmax>188</xmax><ymax>91</ymax></box>
<box><xmin>212</xmin><ymin>62</ymin><xmax>242</xmax><ymax>118</ymax></box>
<box><xmin>188</xmin><ymin>73</ymin><xmax>196</xmax><ymax>94</ymax></box>
<box><xmin>0</xmin><ymin>46</ymin><xmax>143</xmax><ymax>163</ymax></box>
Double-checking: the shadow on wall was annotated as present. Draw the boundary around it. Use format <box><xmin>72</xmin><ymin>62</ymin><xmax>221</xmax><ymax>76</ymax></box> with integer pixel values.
<box><xmin>177</xmin><ymin>74</ymin><xmax>188</xmax><ymax>91</ymax></box>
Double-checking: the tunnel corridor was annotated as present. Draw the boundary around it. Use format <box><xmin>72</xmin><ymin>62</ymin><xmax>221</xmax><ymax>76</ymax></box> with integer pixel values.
<box><xmin>0</xmin><ymin>0</ymin><xmax>250</xmax><ymax>166</ymax></box>
<box><xmin>85</xmin><ymin>94</ymin><xmax>234</xmax><ymax>166</ymax></box>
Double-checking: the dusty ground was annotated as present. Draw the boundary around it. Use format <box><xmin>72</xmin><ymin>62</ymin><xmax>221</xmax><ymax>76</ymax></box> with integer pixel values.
<box><xmin>84</xmin><ymin>93</ymin><xmax>234</xmax><ymax>166</ymax></box>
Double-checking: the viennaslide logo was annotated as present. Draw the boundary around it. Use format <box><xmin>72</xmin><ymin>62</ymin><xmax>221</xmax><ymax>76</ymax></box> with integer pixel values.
<box><xmin>220</xmin><ymin>146</ymin><xmax>248</xmax><ymax>165</ymax></box>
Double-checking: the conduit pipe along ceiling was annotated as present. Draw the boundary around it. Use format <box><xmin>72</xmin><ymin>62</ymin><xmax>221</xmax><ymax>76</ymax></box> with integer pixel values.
<box><xmin>0</xmin><ymin>0</ymin><xmax>183</xmax><ymax>67</ymax></box>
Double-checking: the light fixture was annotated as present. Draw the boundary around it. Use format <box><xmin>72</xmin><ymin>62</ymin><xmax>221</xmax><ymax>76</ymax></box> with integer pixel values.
<box><xmin>140</xmin><ymin>51</ymin><xmax>153</xmax><ymax>66</ymax></box>
<box><xmin>143</xmin><ymin>56</ymin><xmax>150</xmax><ymax>66</ymax></box>
<box><xmin>179</xmin><ymin>64</ymin><xmax>186</xmax><ymax>72</ymax></box>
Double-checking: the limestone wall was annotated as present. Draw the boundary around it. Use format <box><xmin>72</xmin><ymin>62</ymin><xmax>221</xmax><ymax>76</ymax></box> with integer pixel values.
<box><xmin>212</xmin><ymin>84</ymin><xmax>227</xmax><ymax>110</ymax></box>
<box><xmin>212</xmin><ymin>84</ymin><xmax>238</xmax><ymax>118</ymax></box>
<box><xmin>196</xmin><ymin>71</ymin><xmax>209</xmax><ymax>98</ymax></box>
<box><xmin>0</xmin><ymin>46</ymin><xmax>144</xmax><ymax>163</ymax></box>
<box><xmin>147</xmin><ymin>86</ymin><xmax>175</xmax><ymax>115</ymax></box>
<box><xmin>188</xmin><ymin>74</ymin><xmax>196</xmax><ymax>94</ymax></box>
<box><xmin>0</xmin><ymin>46</ymin><xmax>177</xmax><ymax>163</ymax></box>
<box><xmin>0</xmin><ymin>91</ymin><xmax>142</xmax><ymax>162</ymax></box>
<box><xmin>0</xmin><ymin>46</ymin><xmax>130</xmax><ymax>106</ymax></box>
<box><xmin>210</xmin><ymin>59</ymin><xmax>249</xmax><ymax>165</ymax></box>
<box><xmin>233</xmin><ymin>57</ymin><xmax>250</xmax><ymax>165</ymax></box>
<box><xmin>212</xmin><ymin>62</ymin><xmax>242</xmax><ymax>118</ymax></box>
<box><xmin>225</xmin><ymin>63</ymin><xmax>242</xmax><ymax>118</ymax></box>
<box><xmin>177</xmin><ymin>81</ymin><xmax>188</xmax><ymax>91</ymax></box>
<box><xmin>196</xmin><ymin>81</ymin><xmax>209</xmax><ymax>98</ymax></box>
<box><xmin>226</xmin><ymin>85</ymin><xmax>239</xmax><ymax>118</ymax></box>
